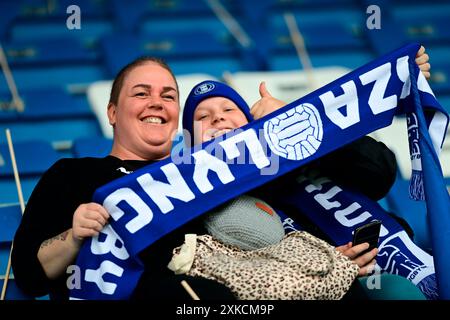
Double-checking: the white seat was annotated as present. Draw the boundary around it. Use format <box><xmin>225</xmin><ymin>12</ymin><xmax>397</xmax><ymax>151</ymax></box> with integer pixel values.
<box><xmin>370</xmin><ymin>116</ymin><xmax>450</xmax><ymax>179</ymax></box>
<box><xmin>369</xmin><ymin>115</ymin><xmax>449</xmax><ymax>250</ymax></box>
<box><xmin>86</xmin><ymin>80</ymin><xmax>113</xmax><ymax>138</ymax></box>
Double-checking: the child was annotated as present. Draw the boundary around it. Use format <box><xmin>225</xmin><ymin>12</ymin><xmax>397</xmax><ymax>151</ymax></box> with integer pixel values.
<box><xmin>182</xmin><ymin>80</ymin><xmax>378</xmax><ymax>271</ymax></box>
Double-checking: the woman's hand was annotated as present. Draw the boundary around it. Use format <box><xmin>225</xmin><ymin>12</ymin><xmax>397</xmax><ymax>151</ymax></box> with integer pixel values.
<box><xmin>336</xmin><ymin>242</ymin><xmax>378</xmax><ymax>276</ymax></box>
<box><xmin>72</xmin><ymin>202</ymin><xmax>110</xmax><ymax>244</ymax></box>
<box><xmin>37</xmin><ymin>203</ymin><xmax>109</xmax><ymax>279</ymax></box>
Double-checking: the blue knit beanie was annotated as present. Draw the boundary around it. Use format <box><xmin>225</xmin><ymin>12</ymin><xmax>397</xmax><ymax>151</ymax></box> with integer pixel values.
<box><xmin>182</xmin><ymin>80</ymin><xmax>253</xmax><ymax>146</ymax></box>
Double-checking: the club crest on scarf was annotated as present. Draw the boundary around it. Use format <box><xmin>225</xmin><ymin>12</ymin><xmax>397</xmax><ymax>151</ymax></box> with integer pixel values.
<box><xmin>265</xmin><ymin>103</ymin><xmax>323</xmax><ymax>161</ymax></box>
<box><xmin>69</xmin><ymin>43</ymin><xmax>449</xmax><ymax>300</ymax></box>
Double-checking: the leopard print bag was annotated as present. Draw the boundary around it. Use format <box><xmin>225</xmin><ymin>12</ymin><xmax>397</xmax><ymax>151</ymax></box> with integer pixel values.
<box><xmin>172</xmin><ymin>231</ymin><xmax>359</xmax><ymax>300</ymax></box>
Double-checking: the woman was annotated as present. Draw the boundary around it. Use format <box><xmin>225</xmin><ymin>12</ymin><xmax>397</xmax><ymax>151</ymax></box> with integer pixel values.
<box><xmin>12</xmin><ymin>57</ymin><xmax>233</xmax><ymax>300</ymax></box>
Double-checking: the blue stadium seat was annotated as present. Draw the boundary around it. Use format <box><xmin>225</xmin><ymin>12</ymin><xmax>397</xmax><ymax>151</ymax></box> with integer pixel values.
<box><xmin>101</xmin><ymin>31</ymin><xmax>243</xmax><ymax>77</ymax></box>
<box><xmin>268</xmin><ymin>9</ymin><xmax>367</xmax><ymax>53</ymax></box>
<box><xmin>0</xmin><ymin>204</ymin><xmax>20</xmax><ymax>286</ymax></box>
<box><xmin>0</xmin><ymin>102</ymin><xmax>19</xmax><ymax>122</ymax></box>
<box><xmin>0</xmin><ymin>65</ymin><xmax>107</xmax><ymax>91</ymax></box>
<box><xmin>366</xmin><ymin>19</ymin><xmax>406</xmax><ymax>56</ymax></box>
<box><xmin>8</xmin><ymin>0</ymin><xmax>113</xmax><ymax>63</ymax></box>
<box><xmin>0</xmin><ymin>140</ymin><xmax>61</xmax><ymax>177</ymax></box>
<box><xmin>10</xmin><ymin>19</ymin><xmax>114</xmax><ymax>51</ymax></box>
<box><xmin>140</xmin><ymin>17</ymin><xmax>233</xmax><ymax>42</ymax></box>
<box><xmin>112</xmin><ymin>0</ymin><xmax>208</xmax><ymax>31</ymax></box>
<box><xmin>269</xmin><ymin>50</ymin><xmax>375</xmax><ymax>71</ymax></box>
<box><xmin>273</xmin><ymin>0</ymin><xmax>357</xmax><ymax>10</ymax></box>
<box><xmin>0</xmin><ymin>177</ymin><xmax>39</xmax><ymax>204</ymax></box>
<box><xmin>0</xmin><ymin>279</ymin><xmax>34</xmax><ymax>300</ymax></box>
<box><xmin>0</xmin><ymin>88</ymin><xmax>93</xmax><ymax>120</ymax></box>
<box><xmin>3</xmin><ymin>38</ymin><xmax>97</xmax><ymax>67</ymax></box>
<box><xmin>72</xmin><ymin>137</ymin><xmax>113</xmax><ymax>158</ymax></box>
<box><xmin>0</xmin><ymin>141</ymin><xmax>56</xmax><ymax>204</ymax></box>
<box><xmin>0</xmin><ymin>37</ymin><xmax>107</xmax><ymax>91</ymax></box>
<box><xmin>7</xmin><ymin>0</ymin><xmax>111</xmax><ymax>44</ymax></box>
<box><xmin>16</xmin><ymin>0</ymin><xmax>110</xmax><ymax>20</ymax></box>
<box><xmin>385</xmin><ymin>172</ymin><xmax>432</xmax><ymax>251</ymax></box>
<box><xmin>0</xmin><ymin>118</ymin><xmax>102</xmax><ymax>144</ymax></box>
<box><xmin>390</xmin><ymin>3</ymin><xmax>450</xmax><ymax>46</ymax></box>
<box><xmin>426</xmin><ymin>46</ymin><xmax>450</xmax><ymax>96</ymax></box>
<box><xmin>0</xmin><ymin>204</ymin><xmax>21</xmax><ymax>243</ymax></box>
<box><xmin>265</xmin><ymin>8</ymin><xmax>373</xmax><ymax>71</ymax></box>
<box><xmin>0</xmin><ymin>2</ymin><xmax>20</xmax><ymax>41</ymax></box>
<box><xmin>112</xmin><ymin>0</ymin><xmax>238</xmax><ymax>31</ymax></box>
<box><xmin>438</xmin><ymin>95</ymin><xmax>450</xmax><ymax>114</ymax></box>
<box><xmin>20</xmin><ymin>89</ymin><xmax>93</xmax><ymax>119</ymax></box>
<box><xmin>168</xmin><ymin>57</ymin><xmax>243</xmax><ymax>77</ymax></box>
<box><xmin>0</xmin><ymin>204</ymin><xmax>34</xmax><ymax>300</ymax></box>
<box><xmin>373</xmin><ymin>0</ymin><xmax>448</xmax><ymax>4</ymax></box>
<box><xmin>367</xmin><ymin>3</ymin><xmax>450</xmax><ymax>54</ymax></box>
<box><xmin>429</xmin><ymin>65</ymin><xmax>450</xmax><ymax>96</ymax></box>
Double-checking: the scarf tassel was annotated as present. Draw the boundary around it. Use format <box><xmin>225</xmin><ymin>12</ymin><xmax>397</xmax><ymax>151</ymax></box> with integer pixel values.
<box><xmin>409</xmin><ymin>169</ymin><xmax>426</xmax><ymax>201</ymax></box>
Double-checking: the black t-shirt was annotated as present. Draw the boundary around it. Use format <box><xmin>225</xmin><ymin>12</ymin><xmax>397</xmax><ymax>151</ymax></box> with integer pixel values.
<box><xmin>11</xmin><ymin>155</ymin><xmax>206</xmax><ymax>300</ymax></box>
<box><xmin>12</xmin><ymin>136</ymin><xmax>397</xmax><ymax>300</ymax></box>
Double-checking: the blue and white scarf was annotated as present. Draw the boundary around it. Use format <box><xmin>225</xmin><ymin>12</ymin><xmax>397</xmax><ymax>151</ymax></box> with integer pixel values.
<box><xmin>69</xmin><ymin>43</ymin><xmax>449</xmax><ymax>300</ymax></box>
<box><xmin>275</xmin><ymin>175</ymin><xmax>438</xmax><ymax>300</ymax></box>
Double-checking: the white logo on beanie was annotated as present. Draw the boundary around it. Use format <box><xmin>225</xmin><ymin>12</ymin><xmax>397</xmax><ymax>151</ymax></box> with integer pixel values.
<box><xmin>264</xmin><ymin>103</ymin><xmax>323</xmax><ymax>161</ymax></box>
<box><xmin>194</xmin><ymin>82</ymin><xmax>215</xmax><ymax>95</ymax></box>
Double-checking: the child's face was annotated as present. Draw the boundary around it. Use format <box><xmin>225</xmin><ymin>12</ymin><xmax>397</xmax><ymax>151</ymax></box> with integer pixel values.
<box><xmin>193</xmin><ymin>96</ymin><xmax>249</xmax><ymax>144</ymax></box>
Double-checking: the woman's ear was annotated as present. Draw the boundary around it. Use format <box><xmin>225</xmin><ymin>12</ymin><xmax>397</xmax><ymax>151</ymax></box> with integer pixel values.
<box><xmin>107</xmin><ymin>102</ymin><xmax>116</xmax><ymax>126</ymax></box>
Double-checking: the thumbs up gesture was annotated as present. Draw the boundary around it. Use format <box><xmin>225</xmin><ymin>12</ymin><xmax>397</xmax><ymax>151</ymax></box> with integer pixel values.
<box><xmin>250</xmin><ymin>82</ymin><xmax>287</xmax><ymax>120</ymax></box>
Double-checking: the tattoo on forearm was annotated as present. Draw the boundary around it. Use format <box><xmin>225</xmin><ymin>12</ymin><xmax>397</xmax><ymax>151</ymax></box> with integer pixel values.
<box><xmin>40</xmin><ymin>231</ymin><xmax>69</xmax><ymax>248</ymax></box>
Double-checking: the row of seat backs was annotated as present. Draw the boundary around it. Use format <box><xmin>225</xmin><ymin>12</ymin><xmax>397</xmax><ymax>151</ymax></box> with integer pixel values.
<box><xmin>0</xmin><ymin>203</ymin><xmax>33</xmax><ymax>300</ymax></box>
<box><xmin>1</xmin><ymin>2</ymin><xmax>449</xmax><ymax>84</ymax></box>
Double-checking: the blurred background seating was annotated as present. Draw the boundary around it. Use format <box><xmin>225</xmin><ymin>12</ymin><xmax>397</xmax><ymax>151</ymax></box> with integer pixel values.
<box><xmin>1</xmin><ymin>0</ymin><xmax>449</xmax><ymax>300</ymax></box>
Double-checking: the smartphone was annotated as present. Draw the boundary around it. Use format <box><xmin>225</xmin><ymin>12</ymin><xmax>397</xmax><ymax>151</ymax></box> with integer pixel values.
<box><xmin>352</xmin><ymin>220</ymin><xmax>381</xmax><ymax>255</ymax></box>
